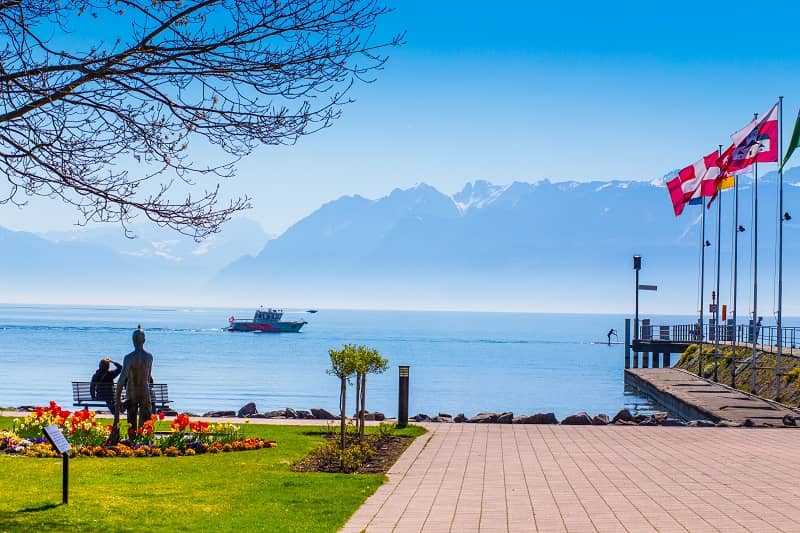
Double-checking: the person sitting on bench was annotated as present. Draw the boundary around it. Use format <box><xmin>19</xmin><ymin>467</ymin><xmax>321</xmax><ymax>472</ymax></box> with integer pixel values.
<box><xmin>90</xmin><ymin>357</ymin><xmax>122</xmax><ymax>412</ymax></box>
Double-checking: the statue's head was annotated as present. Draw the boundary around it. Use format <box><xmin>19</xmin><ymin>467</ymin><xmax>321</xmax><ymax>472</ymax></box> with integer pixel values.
<box><xmin>132</xmin><ymin>325</ymin><xmax>146</xmax><ymax>347</ymax></box>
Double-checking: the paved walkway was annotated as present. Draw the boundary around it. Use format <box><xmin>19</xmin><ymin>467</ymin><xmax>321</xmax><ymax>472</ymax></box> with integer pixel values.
<box><xmin>342</xmin><ymin>423</ymin><xmax>800</xmax><ymax>532</ymax></box>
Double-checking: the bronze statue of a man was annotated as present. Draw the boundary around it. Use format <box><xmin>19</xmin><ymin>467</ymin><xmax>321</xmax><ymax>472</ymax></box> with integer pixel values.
<box><xmin>113</xmin><ymin>325</ymin><xmax>154</xmax><ymax>436</ymax></box>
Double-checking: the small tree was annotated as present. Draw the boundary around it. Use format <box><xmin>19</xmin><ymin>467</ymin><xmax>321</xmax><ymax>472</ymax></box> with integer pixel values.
<box><xmin>327</xmin><ymin>344</ymin><xmax>357</xmax><ymax>451</ymax></box>
<box><xmin>353</xmin><ymin>345</ymin><xmax>388</xmax><ymax>437</ymax></box>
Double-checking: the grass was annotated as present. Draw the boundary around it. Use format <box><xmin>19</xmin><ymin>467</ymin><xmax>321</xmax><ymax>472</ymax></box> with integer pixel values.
<box><xmin>0</xmin><ymin>419</ymin><xmax>424</xmax><ymax>532</ymax></box>
<box><xmin>675</xmin><ymin>344</ymin><xmax>800</xmax><ymax>406</ymax></box>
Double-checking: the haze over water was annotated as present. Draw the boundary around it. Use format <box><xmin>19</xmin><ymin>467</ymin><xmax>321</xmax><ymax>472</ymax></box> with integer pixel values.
<box><xmin>0</xmin><ymin>305</ymin><xmax>690</xmax><ymax>419</ymax></box>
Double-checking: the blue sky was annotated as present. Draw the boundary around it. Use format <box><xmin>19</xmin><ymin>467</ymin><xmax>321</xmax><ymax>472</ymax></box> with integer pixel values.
<box><xmin>3</xmin><ymin>0</ymin><xmax>800</xmax><ymax>235</ymax></box>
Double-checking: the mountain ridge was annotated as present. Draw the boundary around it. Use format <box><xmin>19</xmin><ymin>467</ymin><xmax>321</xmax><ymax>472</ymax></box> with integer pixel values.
<box><xmin>4</xmin><ymin>167</ymin><xmax>800</xmax><ymax>312</ymax></box>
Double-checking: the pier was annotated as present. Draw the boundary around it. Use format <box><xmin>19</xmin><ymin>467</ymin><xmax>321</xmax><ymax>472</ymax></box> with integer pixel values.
<box><xmin>624</xmin><ymin>317</ymin><xmax>800</xmax><ymax>369</ymax></box>
<box><xmin>625</xmin><ymin>368</ymin><xmax>798</xmax><ymax>426</ymax></box>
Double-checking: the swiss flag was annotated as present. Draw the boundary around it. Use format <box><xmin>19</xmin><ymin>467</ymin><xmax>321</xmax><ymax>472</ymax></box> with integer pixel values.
<box><xmin>666</xmin><ymin>150</ymin><xmax>723</xmax><ymax>216</ymax></box>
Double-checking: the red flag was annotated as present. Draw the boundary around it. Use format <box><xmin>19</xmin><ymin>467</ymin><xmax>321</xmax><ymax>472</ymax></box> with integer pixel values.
<box><xmin>728</xmin><ymin>103</ymin><xmax>779</xmax><ymax>172</ymax></box>
<box><xmin>666</xmin><ymin>150</ymin><xmax>722</xmax><ymax>216</ymax></box>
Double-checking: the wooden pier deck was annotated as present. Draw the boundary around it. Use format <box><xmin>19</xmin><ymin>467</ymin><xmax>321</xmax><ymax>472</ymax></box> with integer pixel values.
<box><xmin>625</xmin><ymin>368</ymin><xmax>799</xmax><ymax>426</ymax></box>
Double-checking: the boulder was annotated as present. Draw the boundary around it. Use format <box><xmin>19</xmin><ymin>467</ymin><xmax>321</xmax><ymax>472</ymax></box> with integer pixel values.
<box><xmin>310</xmin><ymin>408</ymin><xmax>336</xmax><ymax>420</ymax></box>
<box><xmin>237</xmin><ymin>402</ymin><xmax>258</xmax><ymax>418</ymax></box>
<box><xmin>248</xmin><ymin>413</ymin><xmax>268</xmax><ymax>418</ymax></box>
<box><xmin>468</xmin><ymin>412</ymin><xmax>498</xmax><ymax>423</ymax></box>
<box><xmin>454</xmin><ymin>413</ymin><xmax>467</xmax><ymax>423</ymax></box>
<box><xmin>202</xmin><ymin>410</ymin><xmax>236</xmax><ymax>418</ymax></box>
<box><xmin>295</xmin><ymin>410</ymin><xmax>313</xmax><ymax>419</ymax></box>
<box><xmin>364</xmin><ymin>411</ymin><xmax>386</xmax><ymax>421</ymax></box>
<box><xmin>687</xmin><ymin>419</ymin><xmax>716</xmax><ymax>427</ymax></box>
<box><xmin>661</xmin><ymin>418</ymin><xmax>687</xmax><ymax>427</ymax></box>
<box><xmin>652</xmin><ymin>412</ymin><xmax>669</xmax><ymax>424</ymax></box>
<box><xmin>592</xmin><ymin>413</ymin><xmax>609</xmax><ymax>425</ymax></box>
<box><xmin>743</xmin><ymin>418</ymin><xmax>756</xmax><ymax>427</ymax></box>
<box><xmin>284</xmin><ymin>408</ymin><xmax>297</xmax><ymax>419</ymax></box>
<box><xmin>438</xmin><ymin>413</ymin><xmax>452</xmax><ymax>419</ymax></box>
<box><xmin>413</xmin><ymin>413</ymin><xmax>430</xmax><ymax>422</ymax></box>
<box><xmin>638</xmin><ymin>416</ymin><xmax>658</xmax><ymax>426</ymax></box>
<box><xmin>614</xmin><ymin>420</ymin><xmax>638</xmax><ymax>426</ymax></box>
<box><xmin>715</xmin><ymin>420</ymin><xmax>742</xmax><ymax>428</ymax></box>
<box><xmin>496</xmin><ymin>412</ymin><xmax>514</xmax><ymax>424</ymax></box>
<box><xmin>527</xmin><ymin>412</ymin><xmax>559</xmax><ymax>424</ymax></box>
<box><xmin>611</xmin><ymin>409</ymin><xmax>633</xmax><ymax>424</ymax></box>
<box><xmin>561</xmin><ymin>412</ymin><xmax>593</xmax><ymax>425</ymax></box>
<box><xmin>263</xmin><ymin>409</ymin><xmax>286</xmax><ymax>418</ymax></box>
<box><xmin>783</xmin><ymin>414</ymin><xmax>797</xmax><ymax>427</ymax></box>
<box><xmin>632</xmin><ymin>413</ymin><xmax>649</xmax><ymax>424</ymax></box>
<box><xmin>431</xmin><ymin>416</ymin><xmax>454</xmax><ymax>423</ymax></box>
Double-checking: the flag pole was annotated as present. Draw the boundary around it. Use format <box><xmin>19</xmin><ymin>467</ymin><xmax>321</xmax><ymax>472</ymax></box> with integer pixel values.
<box><xmin>750</xmin><ymin>110</ymin><xmax>759</xmax><ymax>393</ymax></box>
<box><xmin>732</xmin><ymin>161</ymin><xmax>740</xmax><ymax>389</ymax></box>
<box><xmin>776</xmin><ymin>96</ymin><xmax>784</xmax><ymax>401</ymax></box>
<box><xmin>714</xmin><ymin>145</ymin><xmax>722</xmax><ymax>382</ymax></box>
<box><xmin>699</xmin><ymin>196</ymin><xmax>706</xmax><ymax>376</ymax></box>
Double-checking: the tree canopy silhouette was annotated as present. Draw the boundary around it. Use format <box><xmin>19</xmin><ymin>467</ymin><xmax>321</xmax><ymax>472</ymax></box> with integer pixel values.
<box><xmin>0</xmin><ymin>0</ymin><xmax>401</xmax><ymax>238</ymax></box>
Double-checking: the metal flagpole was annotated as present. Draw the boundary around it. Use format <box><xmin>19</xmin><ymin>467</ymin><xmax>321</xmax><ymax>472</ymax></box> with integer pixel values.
<box><xmin>712</xmin><ymin>152</ymin><xmax>722</xmax><ymax>381</ymax></box>
<box><xmin>732</xmin><ymin>161</ymin><xmax>740</xmax><ymax>388</ymax></box>
<box><xmin>776</xmin><ymin>96</ymin><xmax>784</xmax><ymax>400</ymax></box>
<box><xmin>699</xmin><ymin>199</ymin><xmax>706</xmax><ymax>376</ymax></box>
<box><xmin>751</xmin><ymin>134</ymin><xmax>759</xmax><ymax>394</ymax></box>
<box><xmin>714</xmin><ymin>145</ymin><xmax>722</xmax><ymax>382</ymax></box>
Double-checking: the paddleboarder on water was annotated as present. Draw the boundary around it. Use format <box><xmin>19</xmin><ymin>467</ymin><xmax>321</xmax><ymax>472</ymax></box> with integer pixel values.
<box><xmin>607</xmin><ymin>329</ymin><xmax>618</xmax><ymax>345</ymax></box>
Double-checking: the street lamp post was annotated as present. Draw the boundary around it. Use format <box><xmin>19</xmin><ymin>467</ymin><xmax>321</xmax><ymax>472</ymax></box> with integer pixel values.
<box><xmin>634</xmin><ymin>255</ymin><xmax>641</xmax><ymax>344</ymax></box>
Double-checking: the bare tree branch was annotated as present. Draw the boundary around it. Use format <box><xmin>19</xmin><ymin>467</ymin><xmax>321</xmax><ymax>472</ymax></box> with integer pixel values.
<box><xmin>0</xmin><ymin>0</ymin><xmax>403</xmax><ymax>239</ymax></box>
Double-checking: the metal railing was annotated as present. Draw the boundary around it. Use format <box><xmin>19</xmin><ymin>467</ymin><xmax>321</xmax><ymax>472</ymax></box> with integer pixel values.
<box><xmin>636</xmin><ymin>322</ymin><xmax>800</xmax><ymax>356</ymax></box>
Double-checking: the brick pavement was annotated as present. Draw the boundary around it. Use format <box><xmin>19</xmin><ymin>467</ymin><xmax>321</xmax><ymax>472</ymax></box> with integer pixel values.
<box><xmin>341</xmin><ymin>424</ymin><xmax>800</xmax><ymax>533</ymax></box>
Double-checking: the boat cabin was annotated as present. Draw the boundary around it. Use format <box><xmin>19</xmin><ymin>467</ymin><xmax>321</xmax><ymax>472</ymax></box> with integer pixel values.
<box><xmin>254</xmin><ymin>308</ymin><xmax>283</xmax><ymax>322</ymax></box>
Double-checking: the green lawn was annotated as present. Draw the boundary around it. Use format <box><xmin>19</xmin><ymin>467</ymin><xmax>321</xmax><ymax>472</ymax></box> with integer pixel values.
<box><xmin>0</xmin><ymin>419</ymin><xmax>424</xmax><ymax>532</ymax></box>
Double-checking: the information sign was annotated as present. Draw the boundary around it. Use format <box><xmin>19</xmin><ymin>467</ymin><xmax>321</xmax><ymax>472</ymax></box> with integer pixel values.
<box><xmin>43</xmin><ymin>425</ymin><xmax>71</xmax><ymax>454</ymax></box>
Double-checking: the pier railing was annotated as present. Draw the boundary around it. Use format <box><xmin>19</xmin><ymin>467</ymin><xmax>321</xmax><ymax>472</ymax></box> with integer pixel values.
<box><xmin>637</xmin><ymin>322</ymin><xmax>800</xmax><ymax>353</ymax></box>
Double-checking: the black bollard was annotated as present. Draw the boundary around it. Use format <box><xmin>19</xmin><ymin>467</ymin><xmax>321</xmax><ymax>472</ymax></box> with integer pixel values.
<box><xmin>398</xmin><ymin>365</ymin><xmax>409</xmax><ymax>427</ymax></box>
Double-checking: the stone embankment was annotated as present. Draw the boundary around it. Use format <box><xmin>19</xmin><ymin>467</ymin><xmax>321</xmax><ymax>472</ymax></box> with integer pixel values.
<box><xmin>200</xmin><ymin>402</ymin><xmax>388</xmax><ymax>421</ymax></box>
<box><xmin>409</xmin><ymin>409</ymin><xmax>800</xmax><ymax>427</ymax></box>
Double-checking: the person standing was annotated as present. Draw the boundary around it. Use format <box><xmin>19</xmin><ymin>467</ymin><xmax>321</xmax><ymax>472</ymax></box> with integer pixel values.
<box><xmin>607</xmin><ymin>329</ymin><xmax>618</xmax><ymax>345</ymax></box>
<box><xmin>113</xmin><ymin>325</ymin><xmax>154</xmax><ymax>437</ymax></box>
<box><xmin>755</xmin><ymin>316</ymin><xmax>763</xmax><ymax>345</ymax></box>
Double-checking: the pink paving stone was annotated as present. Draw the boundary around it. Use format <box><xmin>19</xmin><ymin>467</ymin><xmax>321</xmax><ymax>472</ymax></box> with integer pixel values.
<box><xmin>340</xmin><ymin>423</ymin><xmax>800</xmax><ymax>532</ymax></box>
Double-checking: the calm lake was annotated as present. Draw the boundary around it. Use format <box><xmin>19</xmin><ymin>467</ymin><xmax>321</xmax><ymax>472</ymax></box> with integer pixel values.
<box><xmin>0</xmin><ymin>305</ymin><xmax>692</xmax><ymax>418</ymax></box>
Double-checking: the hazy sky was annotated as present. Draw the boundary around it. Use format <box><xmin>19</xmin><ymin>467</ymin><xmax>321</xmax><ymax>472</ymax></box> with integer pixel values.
<box><xmin>3</xmin><ymin>0</ymin><xmax>800</xmax><ymax>236</ymax></box>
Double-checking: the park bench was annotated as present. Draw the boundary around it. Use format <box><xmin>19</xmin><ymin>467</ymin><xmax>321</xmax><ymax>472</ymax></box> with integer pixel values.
<box><xmin>71</xmin><ymin>382</ymin><xmax>172</xmax><ymax>412</ymax></box>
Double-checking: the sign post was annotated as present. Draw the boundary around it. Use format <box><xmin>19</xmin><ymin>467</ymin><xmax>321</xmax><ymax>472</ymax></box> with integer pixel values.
<box><xmin>43</xmin><ymin>425</ymin><xmax>71</xmax><ymax>504</ymax></box>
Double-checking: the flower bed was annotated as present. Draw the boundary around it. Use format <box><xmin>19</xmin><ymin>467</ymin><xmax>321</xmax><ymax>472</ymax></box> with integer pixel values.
<box><xmin>1</xmin><ymin>401</ymin><xmax>276</xmax><ymax>458</ymax></box>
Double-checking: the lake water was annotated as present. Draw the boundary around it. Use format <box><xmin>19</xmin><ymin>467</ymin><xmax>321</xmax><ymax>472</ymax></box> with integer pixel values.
<box><xmin>0</xmin><ymin>305</ymin><xmax>690</xmax><ymax>419</ymax></box>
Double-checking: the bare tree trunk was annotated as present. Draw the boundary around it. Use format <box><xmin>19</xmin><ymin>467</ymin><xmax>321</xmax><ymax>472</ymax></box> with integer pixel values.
<box><xmin>360</xmin><ymin>373</ymin><xmax>367</xmax><ymax>437</ymax></box>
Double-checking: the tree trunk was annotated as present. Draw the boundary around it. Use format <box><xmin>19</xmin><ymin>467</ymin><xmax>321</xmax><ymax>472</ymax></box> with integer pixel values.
<box><xmin>340</xmin><ymin>376</ymin><xmax>347</xmax><ymax>452</ymax></box>
<box><xmin>354</xmin><ymin>372</ymin><xmax>361</xmax><ymax>435</ymax></box>
<box><xmin>360</xmin><ymin>373</ymin><xmax>367</xmax><ymax>437</ymax></box>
